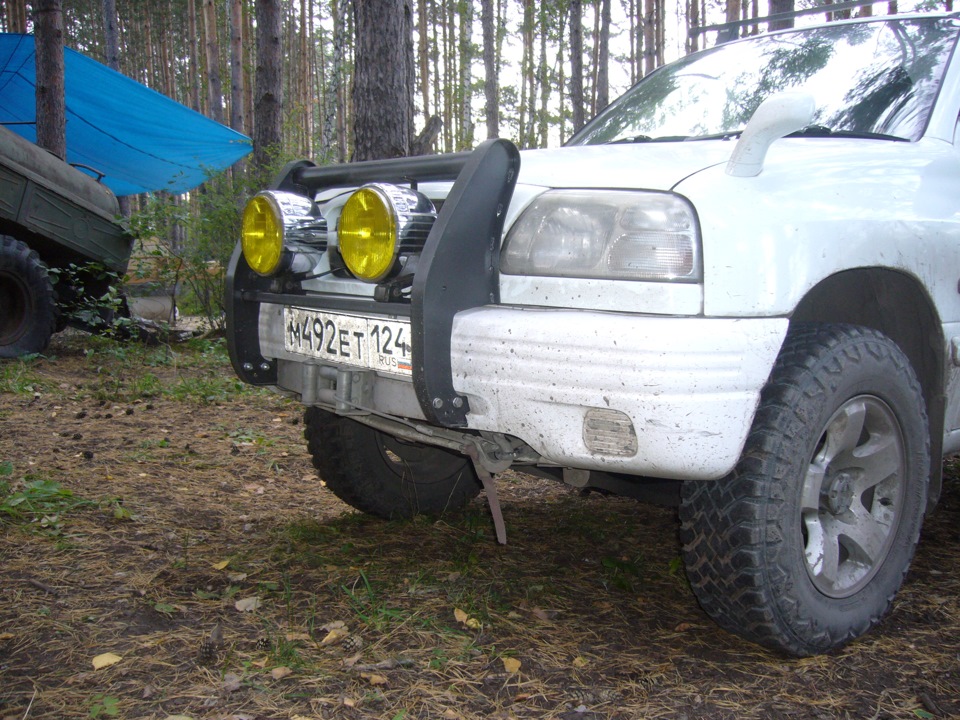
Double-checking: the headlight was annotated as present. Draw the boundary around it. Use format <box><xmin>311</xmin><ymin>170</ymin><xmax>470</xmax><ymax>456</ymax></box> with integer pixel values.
<box><xmin>241</xmin><ymin>191</ymin><xmax>321</xmax><ymax>276</ymax></box>
<box><xmin>338</xmin><ymin>184</ymin><xmax>436</xmax><ymax>283</ymax></box>
<box><xmin>500</xmin><ymin>190</ymin><xmax>701</xmax><ymax>282</ymax></box>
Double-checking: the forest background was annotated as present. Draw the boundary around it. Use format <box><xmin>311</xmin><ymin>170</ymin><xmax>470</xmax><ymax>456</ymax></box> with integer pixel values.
<box><xmin>0</xmin><ymin>0</ymin><xmax>944</xmax><ymax>326</ymax></box>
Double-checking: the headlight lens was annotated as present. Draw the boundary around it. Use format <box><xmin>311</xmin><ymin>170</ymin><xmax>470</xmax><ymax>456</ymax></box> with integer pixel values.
<box><xmin>501</xmin><ymin>190</ymin><xmax>701</xmax><ymax>282</ymax></box>
<box><xmin>241</xmin><ymin>193</ymin><xmax>284</xmax><ymax>276</ymax></box>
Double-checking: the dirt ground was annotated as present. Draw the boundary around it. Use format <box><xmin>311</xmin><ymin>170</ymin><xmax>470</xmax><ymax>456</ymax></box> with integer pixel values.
<box><xmin>1</xmin><ymin>331</ymin><xmax>959</xmax><ymax>720</ymax></box>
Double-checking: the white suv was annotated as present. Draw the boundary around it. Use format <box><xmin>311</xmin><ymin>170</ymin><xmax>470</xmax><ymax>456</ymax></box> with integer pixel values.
<box><xmin>227</xmin><ymin>13</ymin><xmax>960</xmax><ymax>656</ymax></box>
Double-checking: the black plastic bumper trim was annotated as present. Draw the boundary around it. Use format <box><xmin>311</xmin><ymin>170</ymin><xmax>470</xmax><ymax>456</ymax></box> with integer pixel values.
<box><xmin>225</xmin><ymin>243</ymin><xmax>278</xmax><ymax>385</ymax></box>
<box><xmin>411</xmin><ymin>138</ymin><xmax>521</xmax><ymax>427</ymax></box>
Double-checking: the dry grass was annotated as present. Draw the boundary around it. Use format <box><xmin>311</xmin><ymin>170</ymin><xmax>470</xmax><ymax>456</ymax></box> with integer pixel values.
<box><xmin>0</xmin><ymin>332</ymin><xmax>958</xmax><ymax>720</ymax></box>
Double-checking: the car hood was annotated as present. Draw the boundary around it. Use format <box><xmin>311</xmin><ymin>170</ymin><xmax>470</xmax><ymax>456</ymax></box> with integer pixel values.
<box><xmin>514</xmin><ymin>142</ymin><xmax>735</xmax><ymax>191</ymax></box>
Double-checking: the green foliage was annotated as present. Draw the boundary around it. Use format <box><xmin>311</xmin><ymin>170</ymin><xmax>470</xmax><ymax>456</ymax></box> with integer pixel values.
<box><xmin>0</xmin><ymin>478</ymin><xmax>93</xmax><ymax>521</ymax></box>
<box><xmin>0</xmin><ymin>473</ymin><xmax>132</xmax><ymax>531</ymax></box>
<box><xmin>88</xmin><ymin>694</ymin><xmax>120</xmax><ymax>718</ymax></box>
<box><xmin>0</xmin><ymin>355</ymin><xmax>48</xmax><ymax>395</ymax></box>
<box><xmin>49</xmin><ymin>261</ymin><xmax>135</xmax><ymax>339</ymax></box>
<box><xmin>127</xmin><ymin>160</ymin><xmax>291</xmax><ymax>330</ymax></box>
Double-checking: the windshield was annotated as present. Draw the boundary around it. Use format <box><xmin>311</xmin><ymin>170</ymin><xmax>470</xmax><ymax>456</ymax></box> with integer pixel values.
<box><xmin>570</xmin><ymin>16</ymin><xmax>959</xmax><ymax>145</ymax></box>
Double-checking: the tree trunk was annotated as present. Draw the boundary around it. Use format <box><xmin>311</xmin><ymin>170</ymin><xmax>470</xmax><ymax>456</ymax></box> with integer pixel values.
<box><xmin>254</xmin><ymin>0</ymin><xmax>282</xmax><ymax>170</ymax></box>
<box><xmin>35</xmin><ymin>0</ymin><xmax>65</xmax><ymax>161</ymax></box>
<box><xmin>569</xmin><ymin>0</ymin><xmax>584</xmax><ymax>133</ymax></box>
<box><xmin>768</xmin><ymin>0</ymin><xmax>794</xmax><ymax>30</ymax></box>
<box><xmin>643</xmin><ymin>0</ymin><xmax>656</xmax><ymax>74</ymax></box>
<box><xmin>102</xmin><ymin>0</ymin><xmax>119</xmax><ymax>68</ymax></box>
<box><xmin>201</xmin><ymin>0</ymin><xmax>224</xmax><ymax>124</ymax></box>
<box><xmin>481</xmin><ymin>0</ymin><xmax>497</xmax><ymax>139</ymax></box>
<box><xmin>537</xmin><ymin>2</ymin><xmax>548</xmax><ymax>147</ymax></box>
<box><xmin>185</xmin><ymin>0</ymin><xmax>201</xmax><ymax>111</ymax></box>
<box><xmin>102</xmin><ymin>0</ymin><xmax>129</xmax><ymax>216</ymax></box>
<box><xmin>686</xmin><ymin>0</ymin><xmax>698</xmax><ymax>53</ymax></box>
<box><xmin>596</xmin><ymin>0</ymin><xmax>610</xmax><ymax>112</ymax></box>
<box><xmin>229</xmin><ymin>0</ymin><xmax>244</xmax><ymax>134</ymax></box>
<box><xmin>6</xmin><ymin>0</ymin><xmax>27</xmax><ymax>33</ymax></box>
<box><xmin>417</xmin><ymin>0</ymin><xmax>430</xmax><ymax>120</ymax></box>
<box><xmin>457</xmin><ymin>0</ymin><xmax>473</xmax><ymax>150</ymax></box>
<box><xmin>352</xmin><ymin>0</ymin><xmax>414</xmax><ymax>161</ymax></box>
<box><xmin>519</xmin><ymin>0</ymin><xmax>533</xmax><ymax>147</ymax></box>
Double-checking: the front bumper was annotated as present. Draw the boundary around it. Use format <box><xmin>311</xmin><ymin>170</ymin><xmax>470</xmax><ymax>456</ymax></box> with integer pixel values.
<box><xmin>258</xmin><ymin>301</ymin><xmax>788</xmax><ymax>481</ymax></box>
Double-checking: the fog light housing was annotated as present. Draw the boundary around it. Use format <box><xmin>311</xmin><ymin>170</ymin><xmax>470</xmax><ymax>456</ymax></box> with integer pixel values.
<box><xmin>241</xmin><ymin>193</ymin><xmax>285</xmax><ymax>276</ymax></box>
<box><xmin>338</xmin><ymin>184</ymin><xmax>437</xmax><ymax>283</ymax></box>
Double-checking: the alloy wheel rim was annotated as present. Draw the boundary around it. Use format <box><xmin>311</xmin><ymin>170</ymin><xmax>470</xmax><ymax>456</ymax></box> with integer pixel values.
<box><xmin>800</xmin><ymin>395</ymin><xmax>905</xmax><ymax>598</ymax></box>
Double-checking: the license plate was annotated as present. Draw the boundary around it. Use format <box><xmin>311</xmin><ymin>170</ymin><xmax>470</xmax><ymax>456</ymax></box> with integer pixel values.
<box><xmin>282</xmin><ymin>307</ymin><xmax>413</xmax><ymax>377</ymax></box>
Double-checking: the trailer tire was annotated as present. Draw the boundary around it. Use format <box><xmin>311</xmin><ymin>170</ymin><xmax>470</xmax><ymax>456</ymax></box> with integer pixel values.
<box><xmin>0</xmin><ymin>235</ymin><xmax>58</xmax><ymax>358</ymax></box>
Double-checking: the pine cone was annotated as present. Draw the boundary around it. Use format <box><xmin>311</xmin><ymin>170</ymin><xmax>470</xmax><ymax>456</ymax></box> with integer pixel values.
<box><xmin>197</xmin><ymin>623</ymin><xmax>224</xmax><ymax>664</ymax></box>
<box><xmin>341</xmin><ymin>633</ymin><xmax>364</xmax><ymax>653</ymax></box>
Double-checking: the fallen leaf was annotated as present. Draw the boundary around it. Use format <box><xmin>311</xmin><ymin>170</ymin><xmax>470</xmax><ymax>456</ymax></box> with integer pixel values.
<box><xmin>321</xmin><ymin>620</ymin><xmax>347</xmax><ymax>632</ymax></box>
<box><xmin>285</xmin><ymin>632</ymin><xmax>311</xmax><ymax>642</ymax></box>
<box><xmin>320</xmin><ymin>628</ymin><xmax>349</xmax><ymax>645</ymax></box>
<box><xmin>673</xmin><ymin>622</ymin><xmax>696</xmax><ymax>633</ymax></box>
<box><xmin>226</xmin><ymin>572</ymin><xmax>248</xmax><ymax>582</ymax></box>
<box><xmin>502</xmin><ymin>657</ymin><xmax>521</xmax><ymax>673</ymax></box>
<box><xmin>454</xmin><ymin>607</ymin><xmax>481</xmax><ymax>629</ymax></box>
<box><xmin>531</xmin><ymin>607</ymin><xmax>557</xmax><ymax>622</ymax></box>
<box><xmin>342</xmin><ymin>652</ymin><xmax>362</xmax><ymax>667</ymax></box>
<box><xmin>572</xmin><ymin>656</ymin><xmax>589</xmax><ymax>668</ymax></box>
<box><xmin>211</xmin><ymin>559</ymin><xmax>230</xmax><ymax>570</ymax></box>
<box><xmin>163</xmin><ymin>716</ymin><xmax>195</xmax><ymax>720</ymax></box>
<box><xmin>270</xmin><ymin>666</ymin><xmax>293</xmax><ymax>680</ymax></box>
<box><xmin>234</xmin><ymin>596</ymin><xmax>261</xmax><ymax>612</ymax></box>
<box><xmin>442</xmin><ymin>710</ymin><xmax>462</xmax><ymax>719</ymax></box>
<box><xmin>222</xmin><ymin>672</ymin><xmax>242</xmax><ymax>692</ymax></box>
<box><xmin>361</xmin><ymin>672</ymin><xmax>388</xmax><ymax>685</ymax></box>
<box><xmin>92</xmin><ymin>652</ymin><xmax>122</xmax><ymax>670</ymax></box>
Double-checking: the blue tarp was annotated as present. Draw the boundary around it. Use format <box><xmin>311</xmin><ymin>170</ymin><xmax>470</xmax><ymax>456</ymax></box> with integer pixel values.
<box><xmin>0</xmin><ymin>33</ymin><xmax>252</xmax><ymax>196</ymax></box>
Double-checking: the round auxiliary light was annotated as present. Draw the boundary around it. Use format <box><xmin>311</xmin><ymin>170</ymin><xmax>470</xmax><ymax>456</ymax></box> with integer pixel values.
<box><xmin>241</xmin><ymin>193</ymin><xmax>284</xmax><ymax>276</ymax></box>
<box><xmin>338</xmin><ymin>186</ymin><xmax>399</xmax><ymax>282</ymax></box>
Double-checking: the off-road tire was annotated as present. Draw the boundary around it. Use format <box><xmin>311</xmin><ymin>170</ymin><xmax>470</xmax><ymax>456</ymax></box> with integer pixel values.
<box><xmin>679</xmin><ymin>324</ymin><xmax>929</xmax><ymax>656</ymax></box>
<box><xmin>304</xmin><ymin>406</ymin><xmax>482</xmax><ymax>519</ymax></box>
<box><xmin>0</xmin><ymin>235</ymin><xmax>58</xmax><ymax>358</ymax></box>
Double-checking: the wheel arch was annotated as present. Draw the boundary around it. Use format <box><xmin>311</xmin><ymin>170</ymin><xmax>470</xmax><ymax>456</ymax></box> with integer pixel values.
<box><xmin>791</xmin><ymin>267</ymin><xmax>944</xmax><ymax>509</ymax></box>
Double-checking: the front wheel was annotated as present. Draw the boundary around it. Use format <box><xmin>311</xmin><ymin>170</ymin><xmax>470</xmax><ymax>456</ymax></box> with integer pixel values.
<box><xmin>680</xmin><ymin>324</ymin><xmax>929</xmax><ymax>656</ymax></box>
<box><xmin>304</xmin><ymin>407</ymin><xmax>482</xmax><ymax>519</ymax></box>
<box><xmin>0</xmin><ymin>235</ymin><xmax>58</xmax><ymax>358</ymax></box>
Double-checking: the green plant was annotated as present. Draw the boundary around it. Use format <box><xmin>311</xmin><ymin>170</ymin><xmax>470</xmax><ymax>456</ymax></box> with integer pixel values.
<box><xmin>600</xmin><ymin>554</ymin><xmax>645</xmax><ymax>592</ymax></box>
<box><xmin>0</xmin><ymin>357</ymin><xmax>46</xmax><ymax>395</ymax></box>
<box><xmin>0</xmin><ymin>478</ymin><xmax>95</xmax><ymax>524</ymax></box>
<box><xmin>88</xmin><ymin>694</ymin><xmax>120</xmax><ymax>718</ymax></box>
<box><xmin>341</xmin><ymin>569</ymin><xmax>407</xmax><ymax>631</ymax></box>
<box><xmin>49</xmin><ymin>261</ymin><xmax>134</xmax><ymax>339</ymax></box>
<box><xmin>127</xmin><ymin>162</ymin><xmax>290</xmax><ymax>330</ymax></box>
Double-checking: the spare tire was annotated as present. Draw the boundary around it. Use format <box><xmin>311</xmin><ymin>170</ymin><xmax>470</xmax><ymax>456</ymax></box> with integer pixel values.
<box><xmin>0</xmin><ymin>235</ymin><xmax>58</xmax><ymax>358</ymax></box>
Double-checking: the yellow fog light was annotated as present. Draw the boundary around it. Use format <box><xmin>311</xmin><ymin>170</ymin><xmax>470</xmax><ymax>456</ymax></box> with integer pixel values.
<box><xmin>241</xmin><ymin>194</ymin><xmax>284</xmax><ymax>276</ymax></box>
<box><xmin>339</xmin><ymin>186</ymin><xmax>399</xmax><ymax>282</ymax></box>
